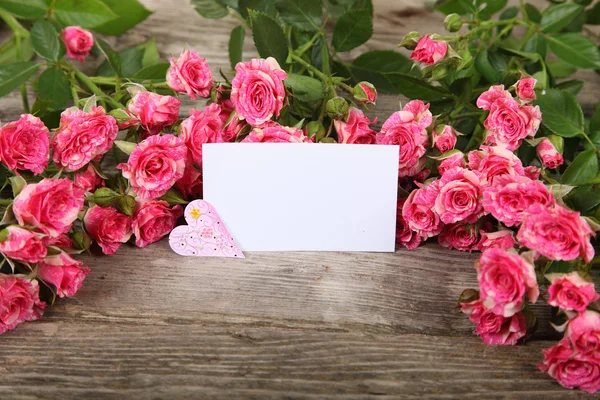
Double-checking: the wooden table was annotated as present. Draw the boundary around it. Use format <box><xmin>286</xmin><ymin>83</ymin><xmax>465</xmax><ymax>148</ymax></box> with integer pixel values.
<box><xmin>1</xmin><ymin>1</ymin><xmax>598</xmax><ymax>398</ymax></box>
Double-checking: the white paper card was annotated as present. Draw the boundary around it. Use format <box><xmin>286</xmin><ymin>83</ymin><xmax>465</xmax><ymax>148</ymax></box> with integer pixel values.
<box><xmin>202</xmin><ymin>143</ymin><xmax>399</xmax><ymax>252</ymax></box>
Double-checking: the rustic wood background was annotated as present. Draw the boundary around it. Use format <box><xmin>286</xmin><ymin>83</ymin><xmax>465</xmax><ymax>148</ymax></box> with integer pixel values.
<box><xmin>1</xmin><ymin>0</ymin><xmax>599</xmax><ymax>398</ymax></box>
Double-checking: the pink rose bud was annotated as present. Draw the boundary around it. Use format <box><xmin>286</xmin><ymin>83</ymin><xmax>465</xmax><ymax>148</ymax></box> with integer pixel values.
<box><xmin>548</xmin><ymin>272</ymin><xmax>599</xmax><ymax>313</ymax></box>
<box><xmin>13</xmin><ymin>178</ymin><xmax>84</xmax><ymax>238</ymax></box>
<box><xmin>74</xmin><ymin>164</ymin><xmax>105</xmax><ymax>193</ymax></box>
<box><xmin>61</xmin><ymin>26</ymin><xmax>94</xmax><ymax>63</ymax></box>
<box><xmin>231</xmin><ymin>57</ymin><xmax>287</xmax><ymax>127</ymax></box>
<box><xmin>167</xmin><ymin>50</ymin><xmax>213</xmax><ymax>99</ymax></box>
<box><xmin>242</xmin><ymin>124</ymin><xmax>311</xmax><ymax>143</ymax></box>
<box><xmin>117</xmin><ymin>134</ymin><xmax>187</xmax><ymax>199</ymax></box>
<box><xmin>132</xmin><ymin>200</ymin><xmax>183</xmax><ymax>247</ymax></box>
<box><xmin>0</xmin><ymin>226</ymin><xmax>47</xmax><ymax>263</ymax></box>
<box><xmin>478</xmin><ymin>230</ymin><xmax>517</xmax><ymax>252</ymax></box>
<box><xmin>128</xmin><ymin>91</ymin><xmax>181</xmax><ymax>136</ymax></box>
<box><xmin>37</xmin><ymin>253</ymin><xmax>90</xmax><ymax>298</ymax></box>
<box><xmin>432</xmin><ymin>124</ymin><xmax>457</xmax><ymax>153</ymax></box>
<box><xmin>84</xmin><ymin>205</ymin><xmax>133</xmax><ymax>255</ymax></box>
<box><xmin>536</xmin><ymin>137</ymin><xmax>564</xmax><ymax>169</ymax></box>
<box><xmin>52</xmin><ymin>106</ymin><xmax>118</xmax><ymax>172</ymax></box>
<box><xmin>437</xmin><ymin>151</ymin><xmax>466</xmax><ymax>175</ymax></box>
<box><xmin>353</xmin><ymin>81</ymin><xmax>377</xmax><ymax>105</ymax></box>
<box><xmin>409</xmin><ymin>35</ymin><xmax>448</xmax><ymax>65</ymax></box>
<box><xmin>515</xmin><ymin>77</ymin><xmax>536</xmax><ymax>102</ymax></box>
<box><xmin>396</xmin><ymin>198</ymin><xmax>422</xmax><ymax>250</ymax></box>
<box><xmin>0</xmin><ymin>274</ymin><xmax>46</xmax><ymax>334</ymax></box>
<box><xmin>524</xmin><ymin>165</ymin><xmax>541</xmax><ymax>180</ymax></box>
<box><xmin>0</xmin><ymin>114</ymin><xmax>49</xmax><ymax>175</ymax></box>
<box><xmin>334</xmin><ymin>108</ymin><xmax>376</xmax><ymax>144</ymax></box>
<box><xmin>180</xmin><ymin>104</ymin><xmax>224</xmax><ymax>165</ymax></box>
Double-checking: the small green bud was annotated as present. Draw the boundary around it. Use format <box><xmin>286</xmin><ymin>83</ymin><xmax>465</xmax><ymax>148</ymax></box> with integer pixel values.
<box><xmin>444</xmin><ymin>14</ymin><xmax>463</xmax><ymax>32</ymax></box>
<box><xmin>305</xmin><ymin>121</ymin><xmax>326</xmax><ymax>140</ymax></box>
<box><xmin>430</xmin><ymin>63</ymin><xmax>448</xmax><ymax>81</ymax></box>
<box><xmin>72</xmin><ymin>231</ymin><xmax>92</xmax><ymax>251</ymax></box>
<box><xmin>326</xmin><ymin>97</ymin><xmax>349</xmax><ymax>120</ymax></box>
<box><xmin>116</xmin><ymin>195</ymin><xmax>136</xmax><ymax>217</ymax></box>
<box><xmin>398</xmin><ymin>31</ymin><xmax>420</xmax><ymax>50</ymax></box>
<box><xmin>458</xmin><ymin>289</ymin><xmax>479</xmax><ymax>304</ymax></box>
<box><xmin>353</xmin><ymin>81</ymin><xmax>377</xmax><ymax>105</ymax></box>
<box><xmin>91</xmin><ymin>187</ymin><xmax>121</xmax><ymax>207</ymax></box>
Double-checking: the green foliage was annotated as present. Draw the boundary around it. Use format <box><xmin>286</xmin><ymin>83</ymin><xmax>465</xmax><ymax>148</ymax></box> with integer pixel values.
<box><xmin>228</xmin><ymin>26</ymin><xmax>245</xmax><ymax>69</ymax></box>
<box><xmin>332</xmin><ymin>9</ymin><xmax>373</xmax><ymax>52</ymax></box>
<box><xmin>0</xmin><ymin>62</ymin><xmax>38</xmax><ymax>97</ymax></box>
<box><xmin>249</xmin><ymin>11</ymin><xmax>288</xmax><ymax>65</ymax></box>
<box><xmin>534</xmin><ymin>89</ymin><xmax>585</xmax><ymax>139</ymax></box>
<box><xmin>30</xmin><ymin>20</ymin><xmax>63</xmax><ymax>62</ymax></box>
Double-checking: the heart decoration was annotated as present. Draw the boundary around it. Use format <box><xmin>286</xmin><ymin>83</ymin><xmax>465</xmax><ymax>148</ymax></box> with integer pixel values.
<box><xmin>169</xmin><ymin>200</ymin><xmax>244</xmax><ymax>258</ymax></box>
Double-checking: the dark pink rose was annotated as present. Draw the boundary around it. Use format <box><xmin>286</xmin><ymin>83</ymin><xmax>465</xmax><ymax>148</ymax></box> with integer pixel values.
<box><xmin>180</xmin><ymin>104</ymin><xmax>224</xmax><ymax>165</ymax></box>
<box><xmin>432</xmin><ymin>125</ymin><xmax>457</xmax><ymax>153</ymax></box>
<box><xmin>128</xmin><ymin>91</ymin><xmax>181</xmax><ymax>136</ymax></box>
<box><xmin>0</xmin><ymin>274</ymin><xmax>46</xmax><ymax>334</ymax></box>
<box><xmin>548</xmin><ymin>272</ymin><xmax>599</xmax><ymax>313</ymax></box>
<box><xmin>218</xmin><ymin>99</ymin><xmax>245</xmax><ymax>142</ymax></box>
<box><xmin>476</xmin><ymin>85</ymin><xmax>512</xmax><ymax>110</ymax></box>
<box><xmin>175</xmin><ymin>159</ymin><xmax>203</xmax><ymax>200</ymax></box>
<box><xmin>132</xmin><ymin>200</ymin><xmax>183</xmax><ymax>247</ymax></box>
<box><xmin>478</xmin><ymin>230</ymin><xmax>517</xmax><ymax>251</ymax></box>
<box><xmin>468</xmin><ymin>145</ymin><xmax>524</xmax><ymax>186</ymax></box>
<box><xmin>567</xmin><ymin>311</ymin><xmax>600</xmax><ymax>355</ymax></box>
<box><xmin>402</xmin><ymin>184</ymin><xmax>443</xmax><ymax>238</ymax></box>
<box><xmin>37</xmin><ymin>252</ymin><xmax>90</xmax><ymax>298</ymax></box>
<box><xmin>334</xmin><ymin>108</ymin><xmax>377</xmax><ymax>144</ymax></box>
<box><xmin>0</xmin><ymin>114</ymin><xmax>49</xmax><ymax>175</ymax></box>
<box><xmin>461</xmin><ymin>299</ymin><xmax>526</xmax><ymax>345</ymax></box>
<box><xmin>430</xmin><ymin>167</ymin><xmax>483</xmax><ymax>224</ymax></box>
<box><xmin>438</xmin><ymin>223</ymin><xmax>480</xmax><ymax>252</ymax></box>
<box><xmin>396</xmin><ymin>198</ymin><xmax>422</xmax><ymax>250</ymax></box>
<box><xmin>167</xmin><ymin>50</ymin><xmax>213</xmax><ymax>99</ymax></box>
<box><xmin>61</xmin><ymin>26</ymin><xmax>93</xmax><ymax>62</ymax></box>
<box><xmin>537</xmin><ymin>137</ymin><xmax>564</xmax><ymax>169</ymax></box>
<box><xmin>515</xmin><ymin>77</ymin><xmax>536</xmax><ymax>102</ymax></box>
<box><xmin>483</xmin><ymin>97</ymin><xmax>541</xmax><ymax>151</ymax></box>
<box><xmin>524</xmin><ymin>165</ymin><xmax>541</xmax><ymax>180</ymax></box>
<box><xmin>438</xmin><ymin>151</ymin><xmax>466</xmax><ymax>175</ymax></box>
<box><xmin>0</xmin><ymin>226</ymin><xmax>46</xmax><ymax>263</ymax></box>
<box><xmin>42</xmin><ymin>234</ymin><xmax>73</xmax><ymax>249</ymax></box>
<box><xmin>74</xmin><ymin>164</ymin><xmax>105</xmax><ymax>193</ymax></box>
<box><xmin>84</xmin><ymin>205</ymin><xmax>133</xmax><ymax>255</ymax></box>
<box><xmin>409</xmin><ymin>35</ymin><xmax>447</xmax><ymax>65</ymax></box>
<box><xmin>242</xmin><ymin>124</ymin><xmax>311</xmax><ymax>143</ymax></box>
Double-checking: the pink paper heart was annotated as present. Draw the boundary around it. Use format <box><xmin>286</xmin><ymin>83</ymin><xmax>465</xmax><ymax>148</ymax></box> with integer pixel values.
<box><xmin>169</xmin><ymin>200</ymin><xmax>244</xmax><ymax>258</ymax></box>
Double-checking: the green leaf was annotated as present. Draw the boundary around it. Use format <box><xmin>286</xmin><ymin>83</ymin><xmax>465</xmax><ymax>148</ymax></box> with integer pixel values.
<box><xmin>94</xmin><ymin>0</ymin><xmax>152</xmax><ymax>36</ymax></box>
<box><xmin>239</xmin><ymin>0</ymin><xmax>276</xmax><ymax>18</ymax></box>
<box><xmin>37</xmin><ymin>66</ymin><xmax>71</xmax><ymax>109</ymax></box>
<box><xmin>435</xmin><ymin>0</ymin><xmax>476</xmax><ymax>15</ymax></box>
<box><xmin>479</xmin><ymin>0</ymin><xmax>507</xmax><ymax>20</ymax></box>
<box><xmin>191</xmin><ymin>0</ymin><xmax>228</xmax><ymax>19</ymax></box>
<box><xmin>228</xmin><ymin>25</ymin><xmax>245</xmax><ymax>69</ymax></box>
<box><xmin>249</xmin><ymin>11</ymin><xmax>288</xmax><ymax>65</ymax></box>
<box><xmin>547</xmin><ymin>59</ymin><xmax>576</xmax><ymax>78</ymax></box>
<box><xmin>350</xmin><ymin>50</ymin><xmax>413</xmax><ymax>94</ymax></box>
<box><xmin>284</xmin><ymin>73</ymin><xmax>323</xmax><ymax>102</ymax></box>
<box><xmin>0</xmin><ymin>0</ymin><xmax>47</xmax><ymax>19</ymax></box>
<box><xmin>30</xmin><ymin>19</ymin><xmax>62</xmax><ymax>62</ymax></box>
<box><xmin>0</xmin><ymin>62</ymin><xmax>39</xmax><ymax>98</ymax></box>
<box><xmin>523</xmin><ymin>33</ymin><xmax>547</xmax><ymax>59</ymax></box>
<box><xmin>547</xmin><ymin>33</ymin><xmax>600</xmax><ymax>70</ymax></box>
<box><xmin>114</xmin><ymin>140</ymin><xmax>136</xmax><ymax>155</ymax></box>
<box><xmin>561</xmin><ymin>150</ymin><xmax>598</xmax><ymax>185</ymax></box>
<box><xmin>133</xmin><ymin>63</ymin><xmax>170</xmax><ymax>80</ymax></box>
<box><xmin>53</xmin><ymin>0</ymin><xmax>118</xmax><ymax>29</ymax></box>
<box><xmin>383</xmin><ymin>73</ymin><xmax>452</xmax><ymax>100</ymax></box>
<box><xmin>534</xmin><ymin>89</ymin><xmax>584</xmax><ymax>138</ymax></box>
<box><xmin>568</xmin><ymin>186</ymin><xmax>600</xmax><ymax>211</ymax></box>
<box><xmin>332</xmin><ymin>9</ymin><xmax>372</xmax><ymax>52</ymax></box>
<box><xmin>475</xmin><ymin>49</ymin><xmax>501</xmax><ymax>83</ymax></box>
<box><xmin>591</xmin><ymin>102</ymin><xmax>600</xmax><ymax>134</ymax></box>
<box><xmin>541</xmin><ymin>3</ymin><xmax>584</xmax><ymax>33</ymax></box>
<box><xmin>523</xmin><ymin>3</ymin><xmax>542</xmax><ymax>23</ymax></box>
<box><xmin>95</xmin><ymin>37</ymin><xmax>123</xmax><ymax>77</ymax></box>
<box><xmin>0</xmin><ymin>37</ymin><xmax>33</xmax><ymax>65</ymax></box>
<box><xmin>555</xmin><ymin>79</ymin><xmax>584</xmax><ymax>96</ymax></box>
<box><xmin>275</xmin><ymin>0</ymin><xmax>322</xmax><ymax>31</ymax></box>
<box><xmin>587</xmin><ymin>2</ymin><xmax>600</xmax><ymax>25</ymax></box>
<box><xmin>141</xmin><ymin>38</ymin><xmax>160</xmax><ymax>67</ymax></box>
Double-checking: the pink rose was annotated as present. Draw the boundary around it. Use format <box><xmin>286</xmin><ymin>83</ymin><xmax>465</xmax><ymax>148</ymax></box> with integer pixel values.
<box><xmin>231</xmin><ymin>57</ymin><xmax>287</xmax><ymax>127</ymax></box>
<box><xmin>536</xmin><ymin>137</ymin><xmax>564</xmax><ymax>169</ymax></box>
<box><xmin>128</xmin><ymin>91</ymin><xmax>181</xmax><ymax>136</ymax></box>
<box><xmin>242</xmin><ymin>124</ymin><xmax>311</xmax><ymax>143</ymax></box>
<box><xmin>402</xmin><ymin>100</ymin><xmax>433</xmax><ymax>129</ymax></box>
<box><xmin>409</xmin><ymin>35</ymin><xmax>447</xmax><ymax>65</ymax></box>
<box><xmin>430</xmin><ymin>167</ymin><xmax>483</xmax><ymax>224</ymax></box>
<box><xmin>402</xmin><ymin>184</ymin><xmax>443</xmax><ymax>238</ymax></box>
<box><xmin>476</xmin><ymin>248</ymin><xmax>539</xmax><ymax>317</ymax></box>
<box><xmin>432</xmin><ymin>125</ymin><xmax>457</xmax><ymax>153</ymax></box>
<box><xmin>132</xmin><ymin>200</ymin><xmax>183</xmax><ymax>247</ymax></box>
<box><xmin>438</xmin><ymin>223</ymin><xmax>480</xmax><ymax>252</ymax></box>
<box><xmin>567</xmin><ymin>311</ymin><xmax>600</xmax><ymax>355</ymax></box>
<box><xmin>517</xmin><ymin>204</ymin><xmax>595</xmax><ymax>263</ymax></box>
<box><xmin>61</xmin><ymin>26</ymin><xmax>93</xmax><ymax>62</ymax></box>
<box><xmin>396</xmin><ymin>198</ymin><xmax>422</xmax><ymax>250</ymax></box>
<box><xmin>37</xmin><ymin>252</ymin><xmax>90</xmax><ymax>298</ymax></box>
<box><xmin>438</xmin><ymin>151</ymin><xmax>466</xmax><ymax>175</ymax></box>
<box><xmin>0</xmin><ymin>114</ymin><xmax>49</xmax><ymax>175</ymax></box>
<box><xmin>52</xmin><ymin>106</ymin><xmax>118</xmax><ymax>172</ymax></box>
<box><xmin>175</xmin><ymin>160</ymin><xmax>203</xmax><ymax>200</ymax></box>
<box><xmin>42</xmin><ymin>234</ymin><xmax>73</xmax><ymax>249</ymax></box>
<box><xmin>334</xmin><ymin>108</ymin><xmax>376</xmax><ymax>144</ymax></box>
<box><xmin>167</xmin><ymin>50</ymin><xmax>213</xmax><ymax>99</ymax></box>
<box><xmin>0</xmin><ymin>226</ymin><xmax>47</xmax><ymax>263</ymax></box>
<box><xmin>377</xmin><ymin>111</ymin><xmax>427</xmax><ymax>177</ymax></box>
<box><xmin>524</xmin><ymin>165</ymin><xmax>541</xmax><ymax>180</ymax></box>
<box><xmin>548</xmin><ymin>272</ymin><xmax>599</xmax><ymax>313</ymax></box>
<box><xmin>180</xmin><ymin>104</ymin><xmax>224</xmax><ymax>165</ymax></box>
<box><xmin>468</xmin><ymin>145</ymin><xmax>524</xmax><ymax>186</ymax></box>
<box><xmin>13</xmin><ymin>178</ymin><xmax>84</xmax><ymax>237</ymax></box>
<box><xmin>0</xmin><ymin>274</ymin><xmax>46</xmax><ymax>334</ymax></box>
<box><xmin>118</xmin><ymin>134</ymin><xmax>187</xmax><ymax>199</ymax></box>
<box><xmin>84</xmin><ymin>205</ymin><xmax>133</xmax><ymax>255</ymax></box>
<box><xmin>218</xmin><ymin>100</ymin><xmax>245</xmax><ymax>142</ymax></box>
<box><xmin>476</xmin><ymin>85</ymin><xmax>512</xmax><ymax>111</ymax></box>
<box><xmin>482</xmin><ymin>174</ymin><xmax>554</xmax><ymax>227</ymax></box>
<box><xmin>515</xmin><ymin>77</ymin><xmax>536</xmax><ymax>102</ymax></box>
<box><xmin>461</xmin><ymin>299</ymin><xmax>526</xmax><ymax>345</ymax></box>
<box><xmin>478</xmin><ymin>230</ymin><xmax>516</xmax><ymax>251</ymax></box>
<box><xmin>483</xmin><ymin>97</ymin><xmax>541</xmax><ymax>151</ymax></box>
<box><xmin>74</xmin><ymin>164</ymin><xmax>105</xmax><ymax>193</ymax></box>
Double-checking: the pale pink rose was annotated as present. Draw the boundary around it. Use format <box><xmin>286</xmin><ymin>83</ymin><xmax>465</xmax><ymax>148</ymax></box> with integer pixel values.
<box><xmin>468</xmin><ymin>145</ymin><xmax>524</xmax><ymax>186</ymax></box>
<box><xmin>52</xmin><ymin>106</ymin><xmax>118</xmax><ymax>172</ymax></box>
<box><xmin>0</xmin><ymin>274</ymin><xmax>46</xmax><ymax>334</ymax></box>
<box><xmin>0</xmin><ymin>226</ymin><xmax>46</xmax><ymax>263</ymax></box>
<box><xmin>538</xmin><ymin>338</ymin><xmax>600</xmax><ymax>394</ymax></box>
<box><xmin>478</xmin><ymin>230</ymin><xmax>516</xmax><ymax>251</ymax></box>
<box><xmin>396</xmin><ymin>198</ymin><xmax>422</xmax><ymax>250</ymax></box>
<box><xmin>117</xmin><ymin>134</ymin><xmax>187</xmax><ymax>199</ymax></box>
<box><xmin>484</xmin><ymin>98</ymin><xmax>541</xmax><ymax>151</ymax></box>
<box><xmin>167</xmin><ymin>50</ymin><xmax>213</xmax><ymax>99</ymax></box>
<box><xmin>430</xmin><ymin>167</ymin><xmax>483</xmax><ymax>224</ymax></box>
<box><xmin>61</xmin><ymin>26</ymin><xmax>93</xmax><ymax>62</ymax></box>
<box><xmin>402</xmin><ymin>184</ymin><xmax>443</xmax><ymax>238</ymax></box>
<box><xmin>13</xmin><ymin>178</ymin><xmax>84</xmax><ymax>237</ymax></box>
<box><xmin>476</xmin><ymin>248</ymin><xmax>539</xmax><ymax>317</ymax></box>
<box><xmin>84</xmin><ymin>205</ymin><xmax>133</xmax><ymax>255</ymax></box>
<box><xmin>402</xmin><ymin>100</ymin><xmax>433</xmax><ymax>130</ymax></box>
<box><xmin>0</xmin><ymin>114</ymin><xmax>49</xmax><ymax>175</ymax></box>
<box><xmin>175</xmin><ymin>159</ymin><xmax>203</xmax><ymax>200</ymax></box>
<box><xmin>242</xmin><ymin>124</ymin><xmax>311</xmax><ymax>143</ymax></box>
<box><xmin>377</xmin><ymin>111</ymin><xmax>427</xmax><ymax>177</ymax></box>
<box><xmin>477</xmin><ymin>85</ymin><xmax>512</xmax><ymax>111</ymax></box>
<box><xmin>461</xmin><ymin>299</ymin><xmax>526</xmax><ymax>345</ymax></box>
<box><xmin>409</xmin><ymin>35</ymin><xmax>447</xmax><ymax>65</ymax></box>
<box><xmin>524</xmin><ymin>165</ymin><xmax>541</xmax><ymax>180</ymax></box>
<box><xmin>37</xmin><ymin>252</ymin><xmax>90</xmax><ymax>298</ymax></box>
<box><xmin>231</xmin><ymin>57</ymin><xmax>287</xmax><ymax>127</ymax></box>
<box><xmin>180</xmin><ymin>104</ymin><xmax>224</xmax><ymax>165</ymax></box>
<box><xmin>536</xmin><ymin>137</ymin><xmax>564</xmax><ymax>169</ymax></box>
<box><xmin>438</xmin><ymin>222</ymin><xmax>480</xmax><ymax>252</ymax></box>
<box><xmin>517</xmin><ymin>204</ymin><xmax>595</xmax><ymax>263</ymax></box>
<box><xmin>438</xmin><ymin>151</ymin><xmax>466</xmax><ymax>175</ymax></box>
<box><xmin>128</xmin><ymin>91</ymin><xmax>181</xmax><ymax>136</ymax></box>
<box><xmin>432</xmin><ymin>125</ymin><xmax>457</xmax><ymax>153</ymax></box>
<box><xmin>218</xmin><ymin>99</ymin><xmax>245</xmax><ymax>142</ymax></box>
<box><xmin>74</xmin><ymin>164</ymin><xmax>105</xmax><ymax>193</ymax></box>
<box><xmin>334</xmin><ymin>108</ymin><xmax>376</xmax><ymax>144</ymax></box>
<box><xmin>515</xmin><ymin>78</ymin><xmax>536</xmax><ymax>102</ymax></box>
<box><xmin>566</xmin><ymin>311</ymin><xmax>600</xmax><ymax>355</ymax></box>
<box><xmin>132</xmin><ymin>200</ymin><xmax>183</xmax><ymax>247</ymax></box>
<box><xmin>482</xmin><ymin>174</ymin><xmax>554</xmax><ymax>227</ymax></box>
<box><xmin>548</xmin><ymin>273</ymin><xmax>599</xmax><ymax>313</ymax></box>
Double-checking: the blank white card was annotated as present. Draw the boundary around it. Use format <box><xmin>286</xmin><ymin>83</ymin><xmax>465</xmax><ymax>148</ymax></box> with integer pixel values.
<box><xmin>202</xmin><ymin>143</ymin><xmax>399</xmax><ymax>252</ymax></box>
